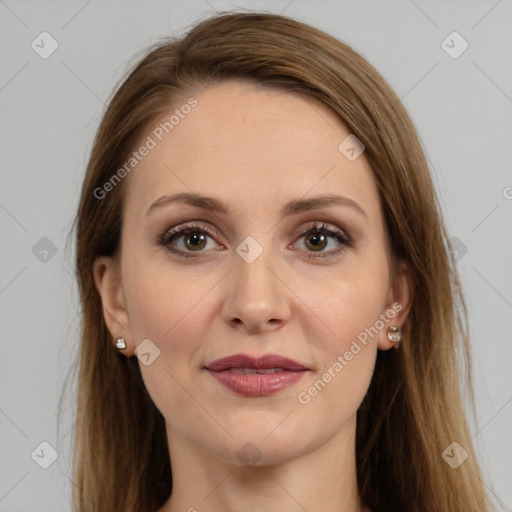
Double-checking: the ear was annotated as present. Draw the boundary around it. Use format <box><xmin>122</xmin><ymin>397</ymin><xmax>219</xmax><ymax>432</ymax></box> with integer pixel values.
<box><xmin>378</xmin><ymin>259</ymin><xmax>414</xmax><ymax>351</ymax></box>
<box><xmin>93</xmin><ymin>255</ymin><xmax>135</xmax><ymax>356</ymax></box>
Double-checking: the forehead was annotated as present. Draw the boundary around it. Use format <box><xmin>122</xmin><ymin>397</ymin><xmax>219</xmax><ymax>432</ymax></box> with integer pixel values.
<box><xmin>160</xmin><ymin>81</ymin><xmax>348</xmax><ymax>167</ymax></box>
<box><xmin>124</xmin><ymin>80</ymin><xmax>380</xmax><ymax>218</ymax></box>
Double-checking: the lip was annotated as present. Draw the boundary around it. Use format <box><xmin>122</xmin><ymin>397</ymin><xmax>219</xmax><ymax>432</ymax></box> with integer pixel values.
<box><xmin>204</xmin><ymin>354</ymin><xmax>309</xmax><ymax>397</ymax></box>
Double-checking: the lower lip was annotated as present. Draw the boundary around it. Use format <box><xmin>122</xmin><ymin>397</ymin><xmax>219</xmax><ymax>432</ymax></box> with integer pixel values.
<box><xmin>205</xmin><ymin>369</ymin><xmax>306</xmax><ymax>397</ymax></box>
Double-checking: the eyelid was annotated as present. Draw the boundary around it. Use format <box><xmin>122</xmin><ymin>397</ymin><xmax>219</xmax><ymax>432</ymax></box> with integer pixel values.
<box><xmin>293</xmin><ymin>221</ymin><xmax>350</xmax><ymax>240</ymax></box>
<box><xmin>159</xmin><ymin>221</ymin><xmax>220</xmax><ymax>243</ymax></box>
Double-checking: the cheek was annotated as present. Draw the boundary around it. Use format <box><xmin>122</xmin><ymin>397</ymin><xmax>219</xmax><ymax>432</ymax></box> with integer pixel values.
<box><xmin>310</xmin><ymin>282</ymin><xmax>384</xmax><ymax>381</ymax></box>
<box><xmin>291</xmin><ymin>283</ymin><xmax>385</xmax><ymax>437</ymax></box>
<box><xmin>299</xmin><ymin>259</ymin><xmax>388</xmax><ymax>401</ymax></box>
<box><xmin>122</xmin><ymin>265</ymin><xmax>215</xmax><ymax>424</ymax></box>
<box><xmin>121</xmin><ymin>253</ymin><xmax>219</xmax><ymax>378</ymax></box>
<box><xmin>122</xmin><ymin>250</ymin><xmax>216</xmax><ymax>342</ymax></box>
<box><xmin>308</xmin><ymin>258</ymin><xmax>389</xmax><ymax>355</ymax></box>
<box><xmin>330</xmin><ymin>282</ymin><xmax>386</xmax><ymax>345</ymax></box>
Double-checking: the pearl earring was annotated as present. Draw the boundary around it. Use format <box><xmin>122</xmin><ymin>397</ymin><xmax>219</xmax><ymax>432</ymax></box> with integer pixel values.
<box><xmin>115</xmin><ymin>337</ymin><xmax>126</xmax><ymax>350</ymax></box>
<box><xmin>387</xmin><ymin>325</ymin><xmax>402</xmax><ymax>349</ymax></box>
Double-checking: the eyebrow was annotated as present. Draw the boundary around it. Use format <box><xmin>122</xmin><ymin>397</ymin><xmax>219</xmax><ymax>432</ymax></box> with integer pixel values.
<box><xmin>145</xmin><ymin>192</ymin><xmax>367</xmax><ymax>220</ymax></box>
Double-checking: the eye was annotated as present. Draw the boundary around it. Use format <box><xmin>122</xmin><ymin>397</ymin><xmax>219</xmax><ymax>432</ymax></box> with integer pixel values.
<box><xmin>158</xmin><ymin>222</ymin><xmax>221</xmax><ymax>258</ymax></box>
<box><xmin>293</xmin><ymin>222</ymin><xmax>351</xmax><ymax>259</ymax></box>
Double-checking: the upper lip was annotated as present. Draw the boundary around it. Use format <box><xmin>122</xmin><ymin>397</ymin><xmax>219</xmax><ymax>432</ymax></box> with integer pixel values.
<box><xmin>205</xmin><ymin>354</ymin><xmax>309</xmax><ymax>372</ymax></box>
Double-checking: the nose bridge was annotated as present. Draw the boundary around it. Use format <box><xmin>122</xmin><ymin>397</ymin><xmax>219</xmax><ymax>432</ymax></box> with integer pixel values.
<box><xmin>222</xmin><ymin>234</ymin><xmax>290</xmax><ymax>332</ymax></box>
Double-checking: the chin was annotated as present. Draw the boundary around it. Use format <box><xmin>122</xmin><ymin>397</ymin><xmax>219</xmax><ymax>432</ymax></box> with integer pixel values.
<box><xmin>204</xmin><ymin>410</ymin><xmax>316</xmax><ymax>467</ymax></box>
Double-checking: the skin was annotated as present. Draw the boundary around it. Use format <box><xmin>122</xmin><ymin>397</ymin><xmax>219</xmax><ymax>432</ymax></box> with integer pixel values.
<box><xmin>94</xmin><ymin>80</ymin><xmax>412</xmax><ymax>512</ymax></box>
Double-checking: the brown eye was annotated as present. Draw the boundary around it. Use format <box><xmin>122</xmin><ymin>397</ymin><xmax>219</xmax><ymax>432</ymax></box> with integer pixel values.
<box><xmin>183</xmin><ymin>231</ymin><xmax>208</xmax><ymax>251</ymax></box>
<box><xmin>294</xmin><ymin>223</ymin><xmax>351</xmax><ymax>259</ymax></box>
<box><xmin>304</xmin><ymin>233</ymin><xmax>328</xmax><ymax>252</ymax></box>
<box><xmin>159</xmin><ymin>223</ymin><xmax>219</xmax><ymax>257</ymax></box>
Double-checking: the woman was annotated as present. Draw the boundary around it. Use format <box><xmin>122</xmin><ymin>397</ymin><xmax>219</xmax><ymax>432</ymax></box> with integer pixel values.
<box><xmin>73</xmin><ymin>11</ymin><xmax>492</xmax><ymax>512</ymax></box>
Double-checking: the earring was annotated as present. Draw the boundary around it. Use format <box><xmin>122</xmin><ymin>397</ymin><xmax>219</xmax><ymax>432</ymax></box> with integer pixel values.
<box><xmin>387</xmin><ymin>325</ymin><xmax>402</xmax><ymax>349</ymax></box>
<box><xmin>115</xmin><ymin>337</ymin><xmax>126</xmax><ymax>350</ymax></box>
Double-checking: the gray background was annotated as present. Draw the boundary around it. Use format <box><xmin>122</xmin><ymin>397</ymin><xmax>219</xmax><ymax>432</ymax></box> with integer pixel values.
<box><xmin>0</xmin><ymin>0</ymin><xmax>511</xmax><ymax>510</ymax></box>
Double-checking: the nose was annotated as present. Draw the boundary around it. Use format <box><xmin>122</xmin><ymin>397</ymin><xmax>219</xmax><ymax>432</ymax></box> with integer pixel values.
<box><xmin>221</xmin><ymin>246</ymin><xmax>291</xmax><ymax>335</ymax></box>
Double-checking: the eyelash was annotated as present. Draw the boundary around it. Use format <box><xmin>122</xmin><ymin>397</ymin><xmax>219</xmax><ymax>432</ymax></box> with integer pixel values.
<box><xmin>158</xmin><ymin>221</ymin><xmax>352</xmax><ymax>260</ymax></box>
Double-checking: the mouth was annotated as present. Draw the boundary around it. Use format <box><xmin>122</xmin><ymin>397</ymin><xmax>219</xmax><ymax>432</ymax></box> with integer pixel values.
<box><xmin>204</xmin><ymin>354</ymin><xmax>309</xmax><ymax>397</ymax></box>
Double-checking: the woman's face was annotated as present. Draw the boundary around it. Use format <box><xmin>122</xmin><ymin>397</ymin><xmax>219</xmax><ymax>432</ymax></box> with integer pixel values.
<box><xmin>96</xmin><ymin>80</ymin><xmax>410</xmax><ymax>466</ymax></box>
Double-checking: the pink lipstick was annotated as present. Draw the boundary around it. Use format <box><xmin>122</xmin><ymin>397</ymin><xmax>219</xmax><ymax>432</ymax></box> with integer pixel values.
<box><xmin>204</xmin><ymin>354</ymin><xmax>308</xmax><ymax>397</ymax></box>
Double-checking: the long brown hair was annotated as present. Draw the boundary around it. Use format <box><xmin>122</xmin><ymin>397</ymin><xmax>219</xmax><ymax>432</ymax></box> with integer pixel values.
<box><xmin>72</xmin><ymin>11</ymin><xmax>492</xmax><ymax>512</ymax></box>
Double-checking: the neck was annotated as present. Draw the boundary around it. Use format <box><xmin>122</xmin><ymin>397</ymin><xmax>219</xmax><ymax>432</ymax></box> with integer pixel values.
<box><xmin>158</xmin><ymin>415</ymin><xmax>368</xmax><ymax>512</ymax></box>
